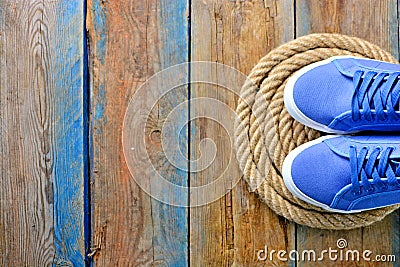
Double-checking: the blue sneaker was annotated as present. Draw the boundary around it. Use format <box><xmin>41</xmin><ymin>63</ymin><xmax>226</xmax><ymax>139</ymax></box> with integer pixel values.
<box><xmin>282</xmin><ymin>135</ymin><xmax>400</xmax><ymax>213</ymax></box>
<box><xmin>284</xmin><ymin>56</ymin><xmax>400</xmax><ymax>133</ymax></box>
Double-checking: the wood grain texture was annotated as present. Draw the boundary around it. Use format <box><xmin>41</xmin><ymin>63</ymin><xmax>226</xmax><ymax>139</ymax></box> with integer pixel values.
<box><xmin>0</xmin><ymin>0</ymin><xmax>86</xmax><ymax>266</ymax></box>
<box><xmin>2</xmin><ymin>0</ymin><xmax>399</xmax><ymax>266</ymax></box>
<box><xmin>189</xmin><ymin>0</ymin><xmax>295</xmax><ymax>266</ymax></box>
<box><xmin>296</xmin><ymin>0</ymin><xmax>399</xmax><ymax>57</ymax></box>
<box><xmin>296</xmin><ymin>1</ymin><xmax>400</xmax><ymax>266</ymax></box>
<box><xmin>87</xmin><ymin>0</ymin><xmax>189</xmax><ymax>265</ymax></box>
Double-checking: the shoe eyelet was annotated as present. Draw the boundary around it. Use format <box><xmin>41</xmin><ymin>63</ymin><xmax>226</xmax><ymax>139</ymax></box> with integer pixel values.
<box><xmin>352</xmin><ymin>113</ymin><xmax>361</xmax><ymax>122</ymax></box>
<box><xmin>388</xmin><ymin>182</ymin><xmax>399</xmax><ymax>189</ymax></box>
<box><xmin>366</xmin><ymin>187</ymin><xmax>374</xmax><ymax>193</ymax></box>
<box><xmin>352</xmin><ymin>190</ymin><xmax>361</xmax><ymax>196</ymax></box>
<box><xmin>377</xmin><ymin>112</ymin><xmax>388</xmax><ymax>121</ymax></box>
<box><xmin>380</xmin><ymin>186</ymin><xmax>388</xmax><ymax>190</ymax></box>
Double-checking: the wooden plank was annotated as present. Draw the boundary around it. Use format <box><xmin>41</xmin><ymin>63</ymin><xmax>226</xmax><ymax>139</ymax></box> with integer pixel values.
<box><xmin>53</xmin><ymin>1</ymin><xmax>88</xmax><ymax>265</ymax></box>
<box><xmin>0</xmin><ymin>0</ymin><xmax>86</xmax><ymax>266</ymax></box>
<box><xmin>296</xmin><ymin>0</ymin><xmax>399</xmax><ymax>57</ymax></box>
<box><xmin>87</xmin><ymin>0</ymin><xmax>189</xmax><ymax>265</ymax></box>
<box><xmin>189</xmin><ymin>0</ymin><xmax>295</xmax><ymax>266</ymax></box>
<box><xmin>296</xmin><ymin>1</ymin><xmax>400</xmax><ymax>266</ymax></box>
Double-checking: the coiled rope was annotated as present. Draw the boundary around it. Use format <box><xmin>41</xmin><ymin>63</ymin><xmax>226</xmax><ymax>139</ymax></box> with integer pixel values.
<box><xmin>234</xmin><ymin>33</ymin><xmax>400</xmax><ymax>229</ymax></box>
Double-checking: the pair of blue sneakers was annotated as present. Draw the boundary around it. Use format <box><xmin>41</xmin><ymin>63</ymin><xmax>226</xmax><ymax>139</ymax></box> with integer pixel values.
<box><xmin>283</xmin><ymin>56</ymin><xmax>400</xmax><ymax>213</ymax></box>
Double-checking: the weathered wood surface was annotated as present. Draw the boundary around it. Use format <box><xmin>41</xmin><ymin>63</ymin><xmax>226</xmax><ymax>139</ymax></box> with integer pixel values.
<box><xmin>296</xmin><ymin>0</ymin><xmax>399</xmax><ymax>58</ymax></box>
<box><xmin>87</xmin><ymin>0</ymin><xmax>189</xmax><ymax>265</ymax></box>
<box><xmin>296</xmin><ymin>1</ymin><xmax>400</xmax><ymax>266</ymax></box>
<box><xmin>0</xmin><ymin>0</ymin><xmax>87</xmax><ymax>266</ymax></box>
<box><xmin>190</xmin><ymin>0</ymin><xmax>295</xmax><ymax>266</ymax></box>
<box><xmin>88</xmin><ymin>0</ymin><xmax>400</xmax><ymax>266</ymax></box>
<box><xmin>1</xmin><ymin>0</ymin><xmax>400</xmax><ymax>266</ymax></box>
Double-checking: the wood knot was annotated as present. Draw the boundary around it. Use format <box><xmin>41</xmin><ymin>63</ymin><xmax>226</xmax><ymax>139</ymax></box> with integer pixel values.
<box><xmin>149</xmin><ymin>129</ymin><xmax>161</xmax><ymax>144</ymax></box>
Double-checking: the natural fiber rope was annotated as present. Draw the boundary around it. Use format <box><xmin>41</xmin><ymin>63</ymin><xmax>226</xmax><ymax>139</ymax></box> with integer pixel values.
<box><xmin>234</xmin><ymin>33</ymin><xmax>400</xmax><ymax>230</ymax></box>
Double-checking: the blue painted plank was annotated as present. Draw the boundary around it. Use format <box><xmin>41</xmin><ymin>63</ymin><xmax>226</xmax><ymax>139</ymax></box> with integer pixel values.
<box><xmin>88</xmin><ymin>0</ymin><xmax>189</xmax><ymax>265</ymax></box>
<box><xmin>0</xmin><ymin>0</ymin><xmax>86</xmax><ymax>266</ymax></box>
<box><xmin>152</xmin><ymin>0</ymin><xmax>189</xmax><ymax>265</ymax></box>
<box><xmin>52</xmin><ymin>0</ymin><xmax>87</xmax><ymax>265</ymax></box>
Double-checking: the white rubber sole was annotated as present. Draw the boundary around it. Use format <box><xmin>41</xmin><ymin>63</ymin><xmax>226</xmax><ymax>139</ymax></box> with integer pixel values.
<box><xmin>282</xmin><ymin>135</ymin><xmax>362</xmax><ymax>214</ymax></box>
<box><xmin>284</xmin><ymin>55</ymin><xmax>355</xmax><ymax>134</ymax></box>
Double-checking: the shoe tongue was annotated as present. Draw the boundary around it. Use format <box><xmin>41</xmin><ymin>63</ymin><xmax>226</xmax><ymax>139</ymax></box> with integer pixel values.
<box><xmin>323</xmin><ymin>136</ymin><xmax>400</xmax><ymax>159</ymax></box>
<box><xmin>333</xmin><ymin>57</ymin><xmax>400</xmax><ymax>77</ymax></box>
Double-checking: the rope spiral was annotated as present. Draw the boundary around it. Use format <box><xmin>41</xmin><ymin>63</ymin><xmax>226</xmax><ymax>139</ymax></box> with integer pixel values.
<box><xmin>234</xmin><ymin>33</ymin><xmax>400</xmax><ymax>229</ymax></box>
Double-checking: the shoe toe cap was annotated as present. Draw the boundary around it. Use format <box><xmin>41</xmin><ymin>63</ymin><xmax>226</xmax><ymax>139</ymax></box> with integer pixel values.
<box><xmin>291</xmin><ymin>62</ymin><xmax>353</xmax><ymax>126</ymax></box>
<box><xmin>288</xmin><ymin>141</ymin><xmax>351</xmax><ymax>206</ymax></box>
